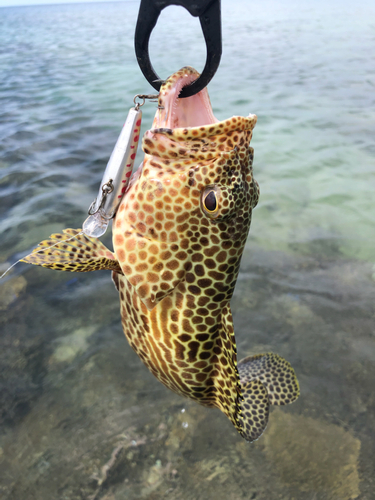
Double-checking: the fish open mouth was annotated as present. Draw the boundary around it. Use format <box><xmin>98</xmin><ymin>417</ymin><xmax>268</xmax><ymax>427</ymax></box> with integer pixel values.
<box><xmin>152</xmin><ymin>66</ymin><xmax>219</xmax><ymax>130</ymax></box>
<box><xmin>141</xmin><ymin>66</ymin><xmax>257</xmax><ymax>163</ymax></box>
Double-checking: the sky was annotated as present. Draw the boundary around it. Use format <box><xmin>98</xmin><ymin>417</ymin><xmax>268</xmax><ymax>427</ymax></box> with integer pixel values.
<box><xmin>0</xmin><ymin>0</ymin><xmax>127</xmax><ymax>7</ymax></box>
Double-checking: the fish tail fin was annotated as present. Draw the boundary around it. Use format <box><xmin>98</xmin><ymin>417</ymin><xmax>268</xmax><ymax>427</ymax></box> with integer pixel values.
<box><xmin>237</xmin><ymin>378</ymin><xmax>270</xmax><ymax>442</ymax></box>
<box><xmin>237</xmin><ymin>353</ymin><xmax>299</xmax><ymax>442</ymax></box>
<box><xmin>20</xmin><ymin>228</ymin><xmax>123</xmax><ymax>274</ymax></box>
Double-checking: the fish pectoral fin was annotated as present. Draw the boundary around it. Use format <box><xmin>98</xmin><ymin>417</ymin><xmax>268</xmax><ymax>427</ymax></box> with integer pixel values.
<box><xmin>21</xmin><ymin>228</ymin><xmax>123</xmax><ymax>274</ymax></box>
<box><xmin>238</xmin><ymin>353</ymin><xmax>300</xmax><ymax>406</ymax></box>
<box><xmin>238</xmin><ymin>379</ymin><xmax>269</xmax><ymax>442</ymax></box>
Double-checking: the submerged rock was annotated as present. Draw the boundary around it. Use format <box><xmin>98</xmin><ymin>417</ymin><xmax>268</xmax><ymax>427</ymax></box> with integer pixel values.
<box><xmin>0</xmin><ymin>275</ymin><xmax>27</xmax><ymax>321</ymax></box>
<box><xmin>263</xmin><ymin>410</ymin><xmax>361</xmax><ymax>499</ymax></box>
<box><xmin>49</xmin><ymin>325</ymin><xmax>97</xmax><ymax>365</ymax></box>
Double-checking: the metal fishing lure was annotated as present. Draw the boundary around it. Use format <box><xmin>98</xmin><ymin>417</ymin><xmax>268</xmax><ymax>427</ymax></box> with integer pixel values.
<box><xmin>82</xmin><ymin>95</ymin><xmax>157</xmax><ymax>238</ymax></box>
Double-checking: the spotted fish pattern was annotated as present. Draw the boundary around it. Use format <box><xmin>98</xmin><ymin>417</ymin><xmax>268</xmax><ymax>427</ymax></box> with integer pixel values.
<box><xmin>22</xmin><ymin>67</ymin><xmax>299</xmax><ymax>441</ymax></box>
<box><xmin>21</xmin><ymin>228</ymin><xmax>122</xmax><ymax>273</ymax></box>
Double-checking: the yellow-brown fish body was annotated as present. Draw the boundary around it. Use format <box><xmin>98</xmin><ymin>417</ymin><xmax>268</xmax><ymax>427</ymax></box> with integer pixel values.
<box><xmin>22</xmin><ymin>67</ymin><xmax>299</xmax><ymax>442</ymax></box>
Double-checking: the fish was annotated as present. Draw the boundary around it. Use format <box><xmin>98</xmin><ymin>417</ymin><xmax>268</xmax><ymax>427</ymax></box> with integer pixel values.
<box><xmin>22</xmin><ymin>67</ymin><xmax>299</xmax><ymax>442</ymax></box>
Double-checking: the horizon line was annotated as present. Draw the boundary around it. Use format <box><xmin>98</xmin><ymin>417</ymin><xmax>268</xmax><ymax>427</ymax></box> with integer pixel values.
<box><xmin>0</xmin><ymin>0</ymin><xmax>135</xmax><ymax>8</ymax></box>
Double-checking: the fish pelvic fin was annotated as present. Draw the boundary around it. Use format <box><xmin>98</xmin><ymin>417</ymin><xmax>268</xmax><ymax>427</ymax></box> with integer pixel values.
<box><xmin>237</xmin><ymin>353</ymin><xmax>300</xmax><ymax>442</ymax></box>
<box><xmin>21</xmin><ymin>228</ymin><xmax>123</xmax><ymax>274</ymax></box>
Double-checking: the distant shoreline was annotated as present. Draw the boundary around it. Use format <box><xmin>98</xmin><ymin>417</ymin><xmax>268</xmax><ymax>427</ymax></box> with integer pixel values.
<box><xmin>0</xmin><ymin>0</ymin><xmax>134</xmax><ymax>9</ymax></box>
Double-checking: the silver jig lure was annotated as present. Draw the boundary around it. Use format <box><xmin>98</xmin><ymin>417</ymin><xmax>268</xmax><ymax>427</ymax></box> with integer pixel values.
<box><xmin>82</xmin><ymin>94</ymin><xmax>158</xmax><ymax>238</ymax></box>
<box><xmin>82</xmin><ymin>106</ymin><xmax>142</xmax><ymax>237</ymax></box>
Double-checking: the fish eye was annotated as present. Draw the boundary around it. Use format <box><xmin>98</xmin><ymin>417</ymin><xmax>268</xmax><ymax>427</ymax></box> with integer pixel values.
<box><xmin>202</xmin><ymin>188</ymin><xmax>219</xmax><ymax>217</ymax></box>
<box><xmin>204</xmin><ymin>190</ymin><xmax>217</xmax><ymax>211</ymax></box>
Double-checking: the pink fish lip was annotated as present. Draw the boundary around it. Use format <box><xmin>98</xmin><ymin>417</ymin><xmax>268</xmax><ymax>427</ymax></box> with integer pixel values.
<box><xmin>152</xmin><ymin>67</ymin><xmax>218</xmax><ymax>130</ymax></box>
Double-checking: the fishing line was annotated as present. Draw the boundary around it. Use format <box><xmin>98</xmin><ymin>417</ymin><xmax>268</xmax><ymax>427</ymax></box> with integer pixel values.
<box><xmin>0</xmin><ymin>231</ymin><xmax>84</xmax><ymax>281</ymax></box>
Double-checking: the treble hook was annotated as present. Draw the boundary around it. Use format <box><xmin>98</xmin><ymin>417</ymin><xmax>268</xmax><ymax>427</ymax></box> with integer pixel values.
<box><xmin>134</xmin><ymin>0</ymin><xmax>222</xmax><ymax>98</ymax></box>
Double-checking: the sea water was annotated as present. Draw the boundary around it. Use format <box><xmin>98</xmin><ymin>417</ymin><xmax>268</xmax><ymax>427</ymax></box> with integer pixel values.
<box><xmin>0</xmin><ymin>1</ymin><xmax>374</xmax><ymax>498</ymax></box>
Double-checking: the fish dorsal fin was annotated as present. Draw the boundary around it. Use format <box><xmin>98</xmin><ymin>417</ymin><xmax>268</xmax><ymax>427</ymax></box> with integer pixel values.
<box><xmin>237</xmin><ymin>353</ymin><xmax>300</xmax><ymax>442</ymax></box>
<box><xmin>21</xmin><ymin>228</ymin><xmax>123</xmax><ymax>274</ymax></box>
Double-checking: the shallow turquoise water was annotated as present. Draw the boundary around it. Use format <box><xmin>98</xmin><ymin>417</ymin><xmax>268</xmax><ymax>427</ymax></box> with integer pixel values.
<box><xmin>1</xmin><ymin>1</ymin><xmax>375</xmax><ymax>499</ymax></box>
